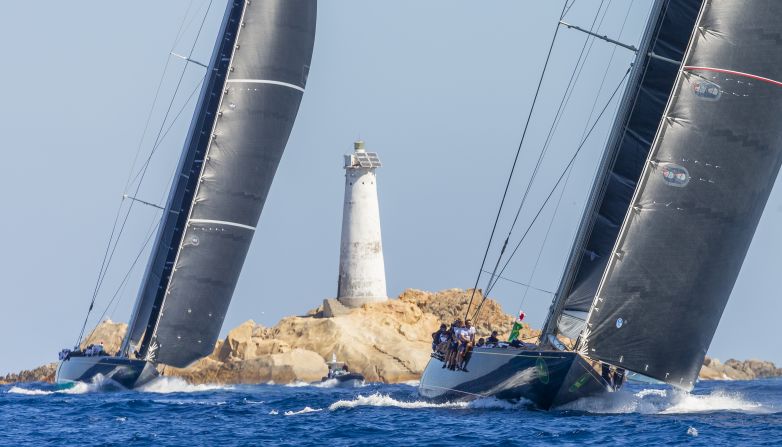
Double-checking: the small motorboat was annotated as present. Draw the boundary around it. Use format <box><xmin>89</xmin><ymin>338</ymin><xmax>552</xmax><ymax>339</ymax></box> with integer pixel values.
<box><xmin>321</xmin><ymin>353</ymin><xmax>364</xmax><ymax>387</ymax></box>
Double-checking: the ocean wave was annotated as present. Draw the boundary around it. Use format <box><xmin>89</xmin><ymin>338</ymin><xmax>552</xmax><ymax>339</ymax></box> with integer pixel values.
<box><xmin>329</xmin><ymin>393</ymin><xmax>469</xmax><ymax>411</ymax></box>
<box><xmin>138</xmin><ymin>377</ymin><xmax>231</xmax><ymax>394</ymax></box>
<box><xmin>399</xmin><ymin>380</ymin><xmax>420</xmax><ymax>387</ymax></box>
<box><xmin>283</xmin><ymin>381</ymin><xmax>312</xmax><ymax>388</ymax></box>
<box><xmin>284</xmin><ymin>406</ymin><xmax>323</xmax><ymax>416</ymax></box>
<box><xmin>7</xmin><ymin>375</ymin><xmax>117</xmax><ymax>395</ymax></box>
<box><xmin>7</xmin><ymin>386</ymin><xmax>53</xmax><ymax>396</ymax></box>
<box><xmin>152</xmin><ymin>399</ymin><xmax>227</xmax><ymax>406</ymax></box>
<box><xmin>561</xmin><ymin>387</ymin><xmax>768</xmax><ymax>414</ymax></box>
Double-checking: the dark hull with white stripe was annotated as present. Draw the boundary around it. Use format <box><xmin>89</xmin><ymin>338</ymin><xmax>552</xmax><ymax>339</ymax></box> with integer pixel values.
<box><xmin>55</xmin><ymin>356</ymin><xmax>158</xmax><ymax>389</ymax></box>
<box><xmin>418</xmin><ymin>347</ymin><xmax>610</xmax><ymax>410</ymax></box>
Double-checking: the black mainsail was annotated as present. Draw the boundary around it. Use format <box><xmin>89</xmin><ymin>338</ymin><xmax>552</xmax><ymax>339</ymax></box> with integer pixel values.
<box><xmin>542</xmin><ymin>0</ymin><xmax>704</xmax><ymax>340</ymax></box>
<box><xmin>121</xmin><ymin>0</ymin><xmax>317</xmax><ymax>367</ymax></box>
<box><xmin>581</xmin><ymin>0</ymin><xmax>782</xmax><ymax>389</ymax></box>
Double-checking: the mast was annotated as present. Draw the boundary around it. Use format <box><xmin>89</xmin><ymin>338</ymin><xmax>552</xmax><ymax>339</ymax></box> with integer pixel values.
<box><xmin>581</xmin><ymin>0</ymin><xmax>782</xmax><ymax>389</ymax></box>
<box><xmin>540</xmin><ymin>0</ymin><xmax>704</xmax><ymax>342</ymax></box>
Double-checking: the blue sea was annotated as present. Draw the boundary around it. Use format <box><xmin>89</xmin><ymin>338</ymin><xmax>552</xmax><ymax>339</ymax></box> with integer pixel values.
<box><xmin>2</xmin><ymin>377</ymin><xmax>781</xmax><ymax>446</ymax></box>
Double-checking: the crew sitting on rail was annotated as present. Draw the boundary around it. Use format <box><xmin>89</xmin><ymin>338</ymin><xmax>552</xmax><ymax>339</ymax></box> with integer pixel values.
<box><xmin>458</xmin><ymin>319</ymin><xmax>477</xmax><ymax>371</ymax></box>
<box><xmin>443</xmin><ymin>319</ymin><xmax>462</xmax><ymax>370</ymax></box>
<box><xmin>84</xmin><ymin>342</ymin><xmax>106</xmax><ymax>357</ymax></box>
<box><xmin>431</xmin><ymin>323</ymin><xmax>449</xmax><ymax>352</ymax></box>
<box><xmin>475</xmin><ymin>338</ymin><xmax>485</xmax><ymax>347</ymax></box>
<box><xmin>487</xmin><ymin>330</ymin><xmax>500</xmax><ymax>346</ymax></box>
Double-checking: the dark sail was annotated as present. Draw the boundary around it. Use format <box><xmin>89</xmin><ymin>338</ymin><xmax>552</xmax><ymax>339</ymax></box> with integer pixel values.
<box><xmin>123</xmin><ymin>0</ymin><xmax>316</xmax><ymax>367</ymax></box>
<box><xmin>542</xmin><ymin>0</ymin><xmax>703</xmax><ymax>340</ymax></box>
<box><xmin>582</xmin><ymin>0</ymin><xmax>782</xmax><ymax>389</ymax></box>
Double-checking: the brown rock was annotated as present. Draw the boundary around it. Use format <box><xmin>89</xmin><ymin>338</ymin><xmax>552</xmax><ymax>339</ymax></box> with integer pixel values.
<box><xmin>0</xmin><ymin>363</ymin><xmax>57</xmax><ymax>384</ymax></box>
<box><xmin>168</xmin><ymin>349</ymin><xmax>327</xmax><ymax>384</ymax></box>
<box><xmin>81</xmin><ymin>319</ymin><xmax>127</xmax><ymax>355</ymax></box>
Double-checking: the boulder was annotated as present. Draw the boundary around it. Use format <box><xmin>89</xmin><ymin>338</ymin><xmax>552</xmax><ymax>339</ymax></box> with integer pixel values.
<box><xmin>0</xmin><ymin>363</ymin><xmax>56</xmax><ymax>384</ymax></box>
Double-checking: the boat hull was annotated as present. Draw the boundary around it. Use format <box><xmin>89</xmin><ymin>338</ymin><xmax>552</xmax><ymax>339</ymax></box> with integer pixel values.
<box><xmin>55</xmin><ymin>355</ymin><xmax>158</xmax><ymax>389</ymax></box>
<box><xmin>419</xmin><ymin>347</ymin><xmax>610</xmax><ymax>410</ymax></box>
<box><xmin>321</xmin><ymin>373</ymin><xmax>365</xmax><ymax>387</ymax></box>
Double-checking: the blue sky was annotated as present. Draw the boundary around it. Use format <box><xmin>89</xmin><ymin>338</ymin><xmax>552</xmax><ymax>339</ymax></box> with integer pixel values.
<box><xmin>1</xmin><ymin>1</ymin><xmax>779</xmax><ymax>375</ymax></box>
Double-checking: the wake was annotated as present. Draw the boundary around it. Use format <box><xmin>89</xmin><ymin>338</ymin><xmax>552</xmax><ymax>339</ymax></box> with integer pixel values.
<box><xmin>137</xmin><ymin>377</ymin><xmax>231</xmax><ymax>393</ymax></box>
<box><xmin>561</xmin><ymin>387</ymin><xmax>769</xmax><ymax>415</ymax></box>
<box><xmin>5</xmin><ymin>375</ymin><xmax>231</xmax><ymax>395</ymax></box>
<box><xmin>328</xmin><ymin>392</ymin><xmax>528</xmax><ymax>411</ymax></box>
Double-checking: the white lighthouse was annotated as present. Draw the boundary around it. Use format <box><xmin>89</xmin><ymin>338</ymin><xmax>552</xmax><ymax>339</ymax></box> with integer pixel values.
<box><xmin>336</xmin><ymin>140</ymin><xmax>388</xmax><ymax>308</ymax></box>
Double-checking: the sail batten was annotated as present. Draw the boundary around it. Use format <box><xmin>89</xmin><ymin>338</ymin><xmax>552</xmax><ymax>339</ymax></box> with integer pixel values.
<box><xmin>583</xmin><ymin>0</ymin><xmax>782</xmax><ymax>388</ymax></box>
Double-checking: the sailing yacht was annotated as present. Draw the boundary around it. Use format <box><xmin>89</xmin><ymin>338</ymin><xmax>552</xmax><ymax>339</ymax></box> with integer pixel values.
<box><xmin>420</xmin><ymin>0</ymin><xmax>782</xmax><ymax>409</ymax></box>
<box><xmin>56</xmin><ymin>0</ymin><xmax>317</xmax><ymax>388</ymax></box>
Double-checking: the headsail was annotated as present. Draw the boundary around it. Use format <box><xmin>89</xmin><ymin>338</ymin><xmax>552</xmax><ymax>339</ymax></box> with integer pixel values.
<box><xmin>582</xmin><ymin>0</ymin><xmax>782</xmax><ymax>389</ymax></box>
<box><xmin>123</xmin><ymin>0</ymin><xmax>317</xmax><ymax>367</ymax></box>
<box><xmin>541</xmin><ymin>0</ymin><xmax>704</xmax><ymax>341</ymax></box>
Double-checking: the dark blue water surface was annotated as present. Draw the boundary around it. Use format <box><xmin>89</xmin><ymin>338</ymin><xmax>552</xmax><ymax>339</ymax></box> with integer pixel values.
<box><xmin>1</xmin><ymin>377</ymin><xmax>781</xmax><ymax>446</ymax></box>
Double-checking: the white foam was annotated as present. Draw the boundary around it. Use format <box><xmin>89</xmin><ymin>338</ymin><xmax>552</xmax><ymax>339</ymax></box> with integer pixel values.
<box><xmin>7</xmin><ymin>386</ymin><xmax>53</xmax><ymax>396</ymax></box>
<box><xmin>138</xmin><ymin>377</ymin><xmax>231</xmax><ymax>394</ymax></box>
<box><xmin>152</xmin><ymin>399</ymin><xmax>227</xmax><ymax>406</ymax></box>
<box><xmin>562</xmin><ymin>387</ymin><xmax>768</xmax><ymax>414</ymax></box>
<box><xmin>399</xmin><ymin>380</ymin><xmax>420</xmax><ymax>387</ymax></box>
<box><xmin>661</xmin><ymin>390</ymin><xmax>764</xmax><ymax>414</ymax></box>
<box><xmin>284</xmin><ymin>381</ymin><xmax>312</xmax><ymax>388</ymax></box>
<box><xmin>687</xmin><ymin>426</ymin><xmax>699</xmax><ymax>437</ymax></box>
<box><xmin>283</xmin><ymin>406</ymin><xmax>323</xmax><ymax>416</ymax></box>
<box><xmin>7</xmin><ymin>375</ymin><xmax>116</xmax><ymax>396</ymax></box>
<box><xmin>314</xmin><ymin>379</ymin><xmax>338</xmax><ymax>388</ymax></box>
<box><xmin>268</xmin><ymin>410</ymin><xmax>279</xmax><ymax>415</ymax></box>
<box><xmin>329</xmin><ymin>392</ymin><xmax>469</xmax><ymax>411</ymax></box>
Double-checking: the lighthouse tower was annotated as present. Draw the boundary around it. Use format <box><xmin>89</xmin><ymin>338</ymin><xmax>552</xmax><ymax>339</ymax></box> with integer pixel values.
<box><xmin>336</xmin><ymin>140</ymin><xmax>388</xmax><ymax>308</ymax></box>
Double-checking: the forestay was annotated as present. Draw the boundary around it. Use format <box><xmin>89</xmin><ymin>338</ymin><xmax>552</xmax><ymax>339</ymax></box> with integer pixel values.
<box><xmin>582</xmin><ymin>0</ymin><xmax>782</xmax><ymax>389</ymax></box>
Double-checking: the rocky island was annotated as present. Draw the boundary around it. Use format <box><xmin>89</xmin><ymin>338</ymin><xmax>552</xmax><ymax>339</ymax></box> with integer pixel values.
<box><xmin>3</xmin><ymin>289</ymin><xmax>780</xmax><ymax>385</ymax></box>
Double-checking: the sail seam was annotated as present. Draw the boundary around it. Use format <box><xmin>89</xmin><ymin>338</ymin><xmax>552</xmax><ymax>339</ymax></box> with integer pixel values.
<box><xmin>684</xmin><ymin>66</ymin><xmax>782</xmax><ymax>87</ymax></box>
<box><xmin>189</xmin><ymin>218</ymin><xmax>255</xmax><ymax>231</ymax></box>
<box><xmin>226</xmin><ymin>79</ymin><xmax>305</xmax><ymax>92</ymax></box>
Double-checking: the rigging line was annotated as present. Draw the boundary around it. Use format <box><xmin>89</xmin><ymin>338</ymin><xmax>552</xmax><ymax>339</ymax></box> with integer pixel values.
<box><xmin>517</xmin><ymin>163</ymin><xmax>573</xmax><ymax>312</ymax></box>
<box><xmin>489</xmin><ymin>67</ymin><xmax>631</xmax><ymax>295</ymax></box>
<box><xmin>486</xmin><ymin>1</ymin><xmax>614</xmax><ymax>297</ymax></box>
<box><xmin>75</xmin><ymin>2</ymin><xmax>204</xmax><ymax>347</ymax></box>
<box><xmin>124</xmin><ymin>0</ymin><xmax>197</xmax><ymax>194</ymax></box>
<box><xmin>76</xmin><ymin>1</ymin><xmax>215</xmax><ymax>347</ymax></box>
<box><xmin>463</xmin><ymin>0</ymin><xmax>570</xmax><ymax>321</ymax></box>
<box><xmin>562</xmin><ymin>0</ymin><xmax>577</xmax><ymax>19</ymax></box>
<box><xmin>483</xmin><ymin>0</ymin><xmax>607</xmax><ymax>296</ymax></box>
<box><xmin>97</xmin><ymin>218</ymin><xmax>162</xmax><ymax>328</ymax></box>
<box><xmin>127</xmin><ymin>0</ymin><xmax>215</xmax><ymax>191</ymax></box>
<box><xmin>88</xmin><ymin>74</ymin><xmax>205</xmax><ymax>326</ymax></box>
<box><xmin>509</xmin><ymin>3</ymin><xmax>631</xmax><ymax>317</ymax></box>
<box><xmin>580</xmin><ymin>0</ymin><xmax>634</xmax><ymax>142</ymax></box>
<box><xmin>93</xmin><ymin>72</ymin><xmax>207</xmax><ymax>302</ymax></box>
<box><xmin>480</xmin><ymin>270</ymin><xmax>554</xmax><ymax>295</ymax></box>
<box><xmin>472</xmin><ymin>66</ymin><xmax>631</xmax><ymax>322</ymax></box>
